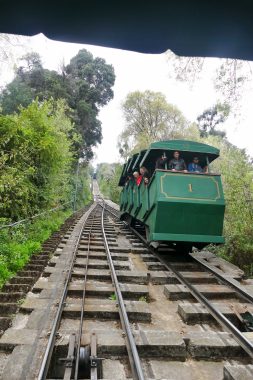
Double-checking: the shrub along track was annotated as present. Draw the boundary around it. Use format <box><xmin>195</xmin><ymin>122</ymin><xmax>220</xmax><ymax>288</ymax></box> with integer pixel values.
<box><xmin>0</xmin><ymin>205</ymin><xmax>90</xmax><ymax>338</ymax></box>
<box><xmin>1</xmin><ymin>199</ymin><xmax>253</xmax><ymax>379</ymax></box>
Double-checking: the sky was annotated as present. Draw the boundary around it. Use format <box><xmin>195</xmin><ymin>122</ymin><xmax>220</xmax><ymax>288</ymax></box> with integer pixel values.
<box><xmin>1</xmin><ymin>33</ymin><xmax>253</xmax><ymax>164</ymax></box>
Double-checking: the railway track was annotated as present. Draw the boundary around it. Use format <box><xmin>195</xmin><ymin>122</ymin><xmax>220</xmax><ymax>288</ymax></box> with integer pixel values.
<box><xmin>1</xmin><ymin>185</ymin><xmax>253</xmax><ymax>379</ymax></box>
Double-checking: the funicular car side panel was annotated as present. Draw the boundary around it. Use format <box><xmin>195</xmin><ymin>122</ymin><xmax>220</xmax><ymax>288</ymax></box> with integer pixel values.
<box><xmin>145</xmin><ymin>170</ymin><xmax>225</xmax><ymax>243</ymax></box>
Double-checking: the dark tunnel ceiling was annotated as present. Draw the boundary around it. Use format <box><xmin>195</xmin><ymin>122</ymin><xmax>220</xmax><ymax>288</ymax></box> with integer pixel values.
<box><xmin>1</xmin><ymin>0</ymin><xmax>253</xmax><ymax>60</ymax></box>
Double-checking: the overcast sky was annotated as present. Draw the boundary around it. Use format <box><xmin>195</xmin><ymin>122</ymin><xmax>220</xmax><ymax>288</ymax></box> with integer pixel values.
<box><xmin>1</xmin><ymin>33</ymin><xmax>253</xmax><ymax>164</ymax></box>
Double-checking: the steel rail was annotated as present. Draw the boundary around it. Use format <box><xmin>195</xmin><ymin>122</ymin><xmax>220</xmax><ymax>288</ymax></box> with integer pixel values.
<box><xmin>102</xmin><ymin>204</ymin><xmax>253</xmax><ymax>305</ymax></box>
<box><xmin>102</xmin><ymin>202</ymin><xmax>253</xmax><ymax>360</ymax></box>
<box><xmin>189</xmin><ymin>252</ymin><xmax>253</xmax><ymax>304</ymax></box>
<box><xmin>130</xmin><ymin>225</ymin><xmax>253</xmax><ymax>360</ymax></box>
<box><xmin>104</xmin><ymin>204</ymin><xmax>253</xmax><ymax>307</ymax></box>
<box><xmin>74</xmin><ymin>211</ymin><xmax>97</xmax><ymax>380</ymax></box>
<box><xmin>101</xmin><ymin>203</ymin><xmax>145</xmax><ymax>380</ymax></box>
<box><xmin>38</xmin><ymin>203</ymin><xmax>96</xmax><ymax>380</ymax></box>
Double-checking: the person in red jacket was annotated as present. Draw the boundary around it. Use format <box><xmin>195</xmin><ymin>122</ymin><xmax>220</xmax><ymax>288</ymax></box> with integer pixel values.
<box><xmin>133</xmin><ymin>171</ymin><xmax>143</xmax><ymax>186</ymax></box>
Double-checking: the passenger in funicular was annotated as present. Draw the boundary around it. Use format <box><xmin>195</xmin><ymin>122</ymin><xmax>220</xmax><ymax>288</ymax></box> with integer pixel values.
<box><xmin>133</xmin><ymin>171</ymin><xmax>143</xmax><ymax>186</ymax></box>
<box><xmin>155</xmin><ymin>151</ymin><xmax>187</xmax><ymax>172</ymax></box>
<box><xmin>188</xmin><ymin>157</ymin><xmax>209</xmax><ymax>174</ymax></box>
<box><xmin>155</xmin><ymin>154</ymin><xmax>168</xmax><ymax>170</ymax></box>
<box><xmin>140</xmin><ymin>166</ymin><xmax>150</xmax><ymax>184</ymax></box>
<box><xmin>168</xmin><ymin>151</ymin><xmax>187</xmax><ymax>172</ymax></box>
<box><xmin>188</xmin><ymin>156</ymin><xmax>203</xmax><ymax>173</ymax></box>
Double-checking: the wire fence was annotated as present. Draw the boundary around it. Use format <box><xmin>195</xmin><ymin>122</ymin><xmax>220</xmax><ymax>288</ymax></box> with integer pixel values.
<box><xmin>0</xmin><ymin>200</ymin><xmax>73</xmax><ymax>230</ymax></box>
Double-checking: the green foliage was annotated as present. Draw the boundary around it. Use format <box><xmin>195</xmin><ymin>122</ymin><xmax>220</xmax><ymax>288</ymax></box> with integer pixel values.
<box><xmin>97</xmin><ymin>163</ymin><xmax>122</xmax><ymax>203</ymax></box>
<box><xmin>0</xmin><ymin>99</ymin><xmax>73</xmax><ymax>220</ymax></box>
<box><xmin>203</xmin><ymin>136</ymin><xmax>253</xmax><ymax>276</ymax></box>
<box><xmin>138</xmin><ymin>296</ymin><xmax>148</xmax><ymax>302</ymax></box>
<box><xmin>0</xmin><ymin>50</ymin><xmax>109</xmax><ymax>288</ymax></box>
<box><xmin>109</xmin><ymin>293</ymin><xmax>116</xmax><ymax>301</ymax></box>
<box><xmin>197</xmin><ymin>102</ymin><xmax>230</xmax><ymax>137</ymax></box>
<box><xmin>73</xmin><ymin>163</ymin><xmax>93</xmax><ymax>210</ymax></box>
<box><xmin>0</xmin><ymin>209</ymin><xmax>71</xmax><ymax>288</ymax></box>
<box><xmin>0</xmin><ymin>49</ymin><xmax>115</xmax><ymax>160</ymax></box>
<box><xmin>118</xmin><ymin>90</ymin><xmax>199</xmax><ymax>159</ymax></box>
<box><xmin>0</xmin><ymin>78</ymin><xmax>34</xmax><ymax>114</ymax></box>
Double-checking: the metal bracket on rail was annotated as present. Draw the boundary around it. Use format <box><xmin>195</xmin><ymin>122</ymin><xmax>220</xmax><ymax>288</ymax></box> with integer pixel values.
<box><xmin>78</xmin><ymin>333</ymin><xmax>103</xmax><ymax>380</ymax></box>
<box><xmin>60</xmin><ymin>332</ymin><xmax>103</xmax><ymax>380</ymax></box>
<box><xmin>61</xmin><ymin>333</ymin><xmax>76</xmax><ymax>380</ymax></box>
<box><xmin>90</xmin><ymin>332</ymin><xmax>103</xmax><ymax>380</ymax></box>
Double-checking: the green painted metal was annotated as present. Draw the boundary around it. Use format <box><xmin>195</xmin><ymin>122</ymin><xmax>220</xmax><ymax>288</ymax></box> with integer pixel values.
<box><xmin>118</xmin><ymin>163</ymin><xmax>127</xmax><ymax>186</ymax></box>
<box><xmin>119</xmin><ymin>140</ymin><xmax>225</xmax><ymax>248</ymax></box>
<box><xmin>147</xmin><ymin>140</ymin><xmax>220</xmax><ymax>155</ymax></box>
<box><xmin>132</xmin><ymin>150</ymin><xmax>147</xmax><ymax>171</ymax></box>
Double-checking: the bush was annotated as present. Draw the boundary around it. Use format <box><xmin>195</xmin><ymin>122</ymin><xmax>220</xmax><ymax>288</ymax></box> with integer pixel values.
<box><xmin>97</xmin><ymin>163</ymin><xmax>122</xmax><ymax>203</ymax></box>
<box><xmin>0</xmin><ymin>209</ymin><xmax>72</xmax><ymax>288</ymax></box>
<box><xmin>203</xmin><ymin>136</ymin><xmax>253</xmax><ymax>276</ymax></box>
<box><xmin>0</xmin><ymin>99</ymin><xmax>74</xmax><ymax>220</ymax></box>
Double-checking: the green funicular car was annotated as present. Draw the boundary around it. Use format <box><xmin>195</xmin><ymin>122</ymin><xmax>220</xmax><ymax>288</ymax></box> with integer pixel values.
<box><xmin>119</xmin><ymin>140</ymin><xmax>225</xmax><ymax>252</ymax></box>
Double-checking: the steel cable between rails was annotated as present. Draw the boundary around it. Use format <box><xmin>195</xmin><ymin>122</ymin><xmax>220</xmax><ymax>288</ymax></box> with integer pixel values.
<box><xmin>102</xmin><ymin>202</ymin><xmax>253</xmax><ymax>360</ymax></box>
<box><xmin>101</xmin><ymin>203</ymin><xmax>145</xmax><ymax>380</ymax></box>
<box><xmin>74</xmin><ymin>210</ymin><xmax>97</xmax><ymax>380</ymax></box>
<box><xmin>38</xmin><ymin>203</ymin><xmax>97</xmax><ymax>380</ymax></box>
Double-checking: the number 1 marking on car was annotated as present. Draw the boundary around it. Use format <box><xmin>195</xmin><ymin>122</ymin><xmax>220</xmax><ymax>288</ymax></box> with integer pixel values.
<box><xmin>188</xmin><ymin>184</ymin><xmax>193</xmax><ymax>192</ymax></box>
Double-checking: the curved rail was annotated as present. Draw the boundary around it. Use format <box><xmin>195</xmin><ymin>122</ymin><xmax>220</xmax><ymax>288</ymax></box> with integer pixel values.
<box><xmin>103</xmin><ymin>202</ymin><xmax>253</xmax><ymax>360</ymax></box>
<box><xmin>101</xmin><ymin>203</ymin><xmax>145</xmax><ymax>380</ymax></box>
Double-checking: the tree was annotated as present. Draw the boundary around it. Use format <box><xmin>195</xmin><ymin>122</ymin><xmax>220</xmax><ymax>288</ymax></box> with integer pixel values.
<box><xmin>0</xmin><ymin>78</ymin><xmax>34</xmax><ymax>114</ymax></box>
<box><xmin>0</xmin><ymin>53</ymin><xmax>68</xmax><ymax>114</ymax></box>
<box><xmin>65</xmin><ymin>50</ymin><xmax>115</xmax><ymax>109</ymax></box>
<box><xmin>118</xmin><ymin>90</ymin><xmax>199</xmax><ymax>158</ymax></box>
<box><xmin>197</xmin><ymin>102</ymin><xmax>230</xmax><ymax>137</ymax></box>
<box><xmin>96</xmin><ymin>162</ymin><xmax>122</xmax><ymax>203</ymax></box>
<box><xmin>63</xmin><ymin>50</ymin><xmax>115</xmax><ymax>159</ymax></box>
<box><xmin>166</xmin><ymin>51</ymin><xmax>252</xmax><ymax>109</ymax></box>
<box><xmin>166</xmin><ymin>51</ymin><xmax>205</xmax><ymax>85</ymax></box>
<box><xmin>0</xmin><ymin>49</ymin><xmax>116</xmax><ymax>160</ymax></box>
<box><xmin>214</xmin><ymin>59</ymin><xmax>248</xmax><ymax>104</ymax></box>
<box><xmin>0</xmin><ymin>34</ymin><xmax>32</xmax><ymax>85</ymax></box>
<box><xmin>0</xmin><ymin>99</ymin><xmax>74</xmax><ymax>220</ymax></box>
<box><xmin>203</xmin><ymin>135</ymin><xmax>253</xmax><ymax>275</ymax></box>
